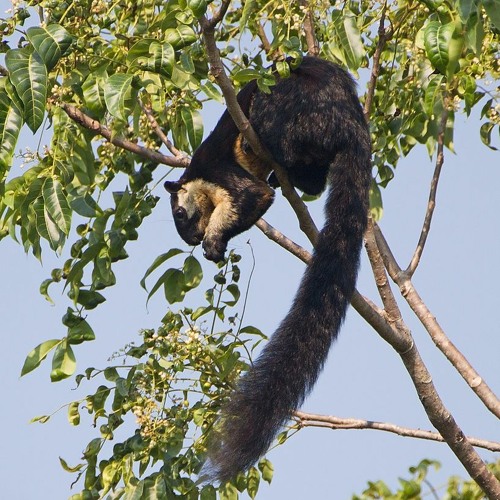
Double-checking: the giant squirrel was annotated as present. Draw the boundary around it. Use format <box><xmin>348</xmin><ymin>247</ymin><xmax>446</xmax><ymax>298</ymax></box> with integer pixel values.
<box><xmin>164</xmin><ymin>57</ymin><xmax>372</xmax><ymax>482</ymax></box>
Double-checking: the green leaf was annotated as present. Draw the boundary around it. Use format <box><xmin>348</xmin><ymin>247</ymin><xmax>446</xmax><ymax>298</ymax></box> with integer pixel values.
<box><xmin>68</xmin><ymin>319</ymin><xmax>96</xmax><ymax>344</ymax></box>
<box><xmin>164</xmin><ymin>25</ymin><xmax>197</xmax><ymax>49</ymax></box>
<box><xmin>59</xmin><ymin>456</ymin><xmax>84</xmax><ymax>473</ymax></box>
<box><xmin>170</xmin><ymin>65</ymin><xmax>199</xmax><ymax>90</ymax></box>
<box><xmin>424</xmin><ymin>74</ymin><xmax>445</xmax><ymax>116</ymax></box>
<box><xmin>191</xmin><ymin>306</ymin><xmax>213</xmax><ymax>320</ymax></box>
<box><xmin>82</xmin><ymin>72</ymin><xmax>107</xmax><ymax>115</ymax></box>
<box><xmin>240</xmin><ymin>0</ymin><xmax>257</xmax><ymax>30</ymax></box>
<box><xmin>42</xmin><ymin>178</ymin><xmax>71</xmax><ymax>235</ymax></box>
<box><xmin>68</xmin><ymin>191</ymin><xmax>102</xmax><ymax>218</ymax></box>
<box><xmin>331</xmin><ymin>10</ymin><xmax>365</xmax><ymax>70</ymax></box>
<box><xmin>180</xmin><ymin>107</ymin><xmax>203</xmax><ymax>150</ymax></box>
<box><xmin>369</xmin><ymin>180</ymin><xmax>383</xmax><ymax>221</ymax></box>
<box><xmin>26</xmin><ymin>23</ymin><xmax>73</xmax><ymax>70</ymax></box>
<box><xmin>30</xmin><ymin>414</ymin><xmax>51</xmax><ymax>424</ymax></box>
<box><xmin>200</xmin><ymin>484</ymin><xmax>216</xmax><ymax>500</ymax></box>
<box><xmin>21</xmin><ymin>339</ymin><xmax>61</xmax><ymax>376</ymax></box>
<box><xmin>0</xmin><ymin>85</ymin><xmax>23</xmax><ymax>172</ymax></box>
<box><xmin>183</xmin><ymin>255</ymin><xmax>203</xmax><ymax>288</ymax></box>
<box><xmin>40</xmin><ymin>278</ymin><xmax>55</xmax><ymax>305</ymax></box>
<box><xmin>219</xmin><ymin>482</ymin><xmax>238</xmax><ymax>500</ymax></box>
<box><xmin>232</xmin><ymin>68</ymin><xmax>262</xmax><ymax>83</ymax></box>
<box><xmin>424</xmin><ymin>21</ymin><xmax>461</xmax><ymax>77</ymax></box>
<box><xmin>103</xmin><ymin>74</ymin><xmax>135</xmax><ymax>121</ymax></box>
<box><xmin>457</xmin><ymin>0</ymin><xmax>476</xmax><ymax>22</ymax></box>
<box><xmin>5</xmin><ymin>47</ymin><xmax>48</xmax><ymax>132</ymax></box>
<box><xmin>101</xmin><ymin>461</ymin><xmax>120</xmax><ymax>495</ymax></box>
<box><xmin>33</xmin><ymin>195</ymin><xmax>64</xmax><ymax>251</ymax></box>
<box><xmin>140</xmin><ymin>248</ymin><xmax>184</xmax><ymax>290</ymax></box>
<box><xmin>50</xmin><ymin>340</ymin><xmax>77</xmax><ymax>381</ymax></box>
<box><xmin>123</xmin><ymin>481</ymin><xmax>144</xmax><ymax>499</ymax></box>
<box><xmin>201</xmin><ymin>81</ymin><xmax>223</xmax><ymax>103</ymax></box>
<box><xmin>164</xmin><ymin>268</ymin><xmax>186</xmax><ymax>304</ymax></box>
<box><xmin>76</xmin><ymin>289</ymin><xmax>106</xmax><ymax>310</ymax></box>
<box><xmin>68</xmin><ymin>401</ymin><xmax>81</xmax><ymax>425</ymax></box>
<box><xmin>247</xmin><ymin>467</ymin><xmax>260</xmax><ymax>499</ymax></box>
<box><xmin>239</xmin><ymin>325</ymin><xmax>267</xmax><ymax>338</ymax></box>
<box><xmin>187</xmin><ymin>0</ymin><xmax>208</xmax><ymax>17</ymax></box>
<box><xmin>258</xmin><ymin>458</ymin><xmax>274</xmax><ymax>484</ymax></box>
<box><xmin>224</xmin><ymin>283</ymin><xmax>240</xmax><ymax>306</ymax></box>
<box><xmin>127</xmin><ymin>40</ymin><xmax>175</xmax><ymax>76</ymax></box>
<box><xmin>144</xmin><ymin>474</ymin><xmax>168</xmax><ymax>499</ymax></box>
<box><xmin>480</xmin><ymin>122</ymin><xmax>498</xmax><ymax>150</ymax></box>
<box><xmin>482</xmin><ymin>0</ymin><xmax>500</xmax><ymax>30</ymax></box>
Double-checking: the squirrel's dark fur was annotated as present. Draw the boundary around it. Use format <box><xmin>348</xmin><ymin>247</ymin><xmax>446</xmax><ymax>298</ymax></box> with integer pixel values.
<box><xmin>164</xmin><ymin>57</ymin><xmax>372</xmax><ymax>482</ymax></box>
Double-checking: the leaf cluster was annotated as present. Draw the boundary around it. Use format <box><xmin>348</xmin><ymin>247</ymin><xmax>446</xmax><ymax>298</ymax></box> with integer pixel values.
<box><xmin>353</xmin><ymin>458</ymin><xmax>500</xmax><ymax>499</ymax></box>
<box><xmin>34</xmin><ymin>252</ymin><xmax>272</xmax><ymax>499</ymax></box>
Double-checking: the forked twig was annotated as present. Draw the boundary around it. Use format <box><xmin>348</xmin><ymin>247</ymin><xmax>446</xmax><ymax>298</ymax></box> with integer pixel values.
<box><xmin>61</xmin><ymin>104</ymin><xmax>189</xmax><ymax>168</ymax></box>
<box><xmin>374</xmin><ymin>224</ymin><xmax>500</xmax><ymax>420</ymax></box>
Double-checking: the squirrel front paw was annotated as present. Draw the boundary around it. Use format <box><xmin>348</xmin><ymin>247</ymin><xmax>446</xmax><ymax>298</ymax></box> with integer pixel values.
<box><xmin>202</xmin><ymin>237</ymin><xmax>228</xmax><ymax>263</ymax></box>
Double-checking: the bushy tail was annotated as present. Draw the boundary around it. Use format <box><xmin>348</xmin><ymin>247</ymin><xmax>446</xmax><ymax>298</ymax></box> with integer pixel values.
<box><xmin>205</xmin><ymin>146</ymin><xmax>371</xmax><ymax>482</ymax></box>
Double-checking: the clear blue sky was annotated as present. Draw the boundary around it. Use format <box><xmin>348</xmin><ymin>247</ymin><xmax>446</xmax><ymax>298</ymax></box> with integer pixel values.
<box><xmin>0</xmin><ymin>97</ymin><xmax>498</xmax><ymax>499</ymax></box>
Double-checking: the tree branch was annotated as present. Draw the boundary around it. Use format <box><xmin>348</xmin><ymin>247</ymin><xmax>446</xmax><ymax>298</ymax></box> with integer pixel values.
<box><xmin>255</xmin><ymin>219</ymin><xmax>411</xmax><ymax>353</ymax></box>
<box><xmin>366</xmin><ymin>215</ymin><xmax>499</xmax><ymax>495</ymax></box>
<box><xmin>299</xmin><ymin>0</ymin><xmax>320</xmax><ymax>56</ymax></box>
<box><xmin>363</xmin><ymin>1</ymin><xmax>392</xmax><ymax>120</ymax></box>
<box><xmin>255</xmin><ymin>219</ymin><xmax>311</xmax><ymax>263</ymax></box>
<box><xmin>200</xmin><ymin>15</ymin><xmax>319</xmax><ymax>245</ymax></box>
<box><xmin>295</xmin><ymin>412</ymin><xmax>500</xmax><ymax>452</ymax></box>
<box><xmin>139</xmin><ymin>101</ymin><xmax>185</xmax><ymax>159</ymax></box>
<box><xmin>374</xmin><ymin>223</ymin><xmax>500</xmax><ymax>420</ymax></box>
<box><xmin>406</xmin><ymin>109</ymin><xmax>447</xmax><ymax>275</ymax></box>
<box><xmin>60</xmin><ymin>104</ymin><xmax>190</xmax><ymax>168</ymax></box>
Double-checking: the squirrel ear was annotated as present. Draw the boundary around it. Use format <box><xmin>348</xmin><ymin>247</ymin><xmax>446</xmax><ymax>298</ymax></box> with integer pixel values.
<box><xmin>164</xmin><ymin>180</ymin><xmax>183</xmax><ymax>194</ymax></box>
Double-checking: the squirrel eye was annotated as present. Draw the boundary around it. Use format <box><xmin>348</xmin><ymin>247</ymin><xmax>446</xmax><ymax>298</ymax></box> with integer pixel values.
<box><xmin>174</xmin><ymin>207</ymin><xmax>187</xmax><ymax>223</ymax></box>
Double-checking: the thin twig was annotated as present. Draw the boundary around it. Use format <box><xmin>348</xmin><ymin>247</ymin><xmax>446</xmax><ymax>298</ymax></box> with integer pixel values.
<box><xmin>61</xmin><ymin>104</ymin><xmax>190</xmax><ymax>168</ymax></box>
<box><xmin>255</xmin><ymin>219</ymin><xmax>311</xmax><ymax>263</ymax></box>
<box><xmin>364</xmin><ymin>217</ymin><xmax>401</xmax><ymax>319</ymax></box>
<box><xmin>406</xmin><ymin>109</ymin><xmax>448</xmax><ymax>275</ymax></box>
<box><xmin>295</xmin><ymin>412</ymin><xmax>500</xmax><ymax>452</ymax></box>
<box><xmin>299</xmin><ymin>0</ymin><xmax>320</xmax><ymax>56</ymax></box>
<box><xmin>363</xmin><ymin>1</ymin><xmax>392</xmax><ymax>120</ymax></box>
<box><xmin>139</xmin><ymin>101</ymin><xmax>185</xmax><ymax>158</ymax></box>
<box><xmin>257</xmin><ymin>23</ymin><xmax>273</xmax><ymax>55</ymax></box>
<box><xmin>374</xmin><ymin>224</ymin><xmax>500</xmax><ymax>420</ymax></box>
<box><xmin>296</xmin><ymin>412</ymin><xmax>500</xmax><ymax>452</ymax></box>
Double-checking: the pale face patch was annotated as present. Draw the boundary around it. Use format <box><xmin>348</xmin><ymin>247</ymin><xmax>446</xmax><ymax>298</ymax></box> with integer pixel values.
<box><xmin>170</xmin><ymin>179</ymin><xmax>237</xmax><ymax>251</ymax></box>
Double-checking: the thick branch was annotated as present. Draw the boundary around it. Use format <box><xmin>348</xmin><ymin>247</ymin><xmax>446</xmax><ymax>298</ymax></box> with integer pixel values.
<box><xmin>200</xmin><ymin>16</ymin><xmax>319</xmax><ymax>244</ymax></box>
<box><xmin>367</xmin><ymin>219</ymin><xmax>499</xmax><ymax>494</ymax></box>
<box><xmin>295</xmin><ymin>412</ymin><xmax>500</xmax><ymax>452</ymax></box>
<box><xmin>61</xmin><ymin>104</ymin><xmax>190</xmax><ymax>168</ymax></box>
<box><xmin>374</xmin><ymin>224</ymin><xmax>500</xmax><ymax>420</ymax></box>
<box><xmin>406</xmin><ymin>109</ymin><xmax>447</xmax><ymax>275</ymax></box>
